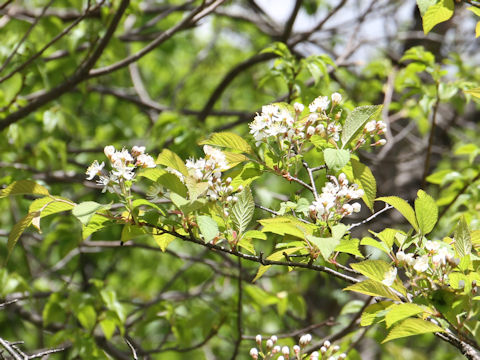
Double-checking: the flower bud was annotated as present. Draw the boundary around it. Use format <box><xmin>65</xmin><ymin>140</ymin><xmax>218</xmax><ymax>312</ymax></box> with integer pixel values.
<box><xmin>332</xmin><ymin>345</ymin><xmax>340</xmax><ymax>353</ymax></box>
<box><xmin>338</xmin><ymin>353</ymin><xmax>347</xmax><ymax>359</ymax></box>
<box><xmin>238</xmin><ymin>185</ymin><xmax>244</xmax><ymax>191</ymax></box>
<box><xmin>104</xmin><ymin>145</ymin><xmax>116</xmax><ymax>159</ymax></box>
<box><xmin>270</xmin><ymin>335</ymin><xmax>278</xmax><ymax>344</ymax></box>
<box><xmin>266</xmin><ymin>339</ymin><xmax>274</xmax><ymax>349</ymax></box>
<box><xmin>323</xmin><ymin>340</ymin><xmax>331</xmax><ymax>348</ymax></box>
<box><xmin>255</xmin><ymin>334</ymin><xmax>262</xmax><ymax>345</ymax></box>
<box><xmin>294</xmin><ymin>102</ymin><xmax>305</xmax><ymax>113</ymax></box>
<box><xmin>282</xmin><ymin>346</ymin><xmax>290</xmax><ymax>356</ymax></box>
<box><xmin>293</xmin><ymin>345</ymin><xmax>300</xmax><ymax>354</ymax></box>
<box><xmin>273</xmin><ymin>345</ymin><xmax>281</xmax><ymax>353</ymax></box>
<box><xmin>310</xmin><ymin>351</ymin><xmax>319</xmax><ymax>360</ymax></box>
<box><xmin>331</xmin><ymin>92</ymin><xmax>342</xmax><ymax>104</ymax></box>
<box><xmin>299</xmin><ymin>333</ymin><xmax>312</xmax><ymax>346</ymax></box>
<box><xmin>320</xmin><ymin>346</ymin><xmax>327</xmax><ymax>354</ymax></box>
<box><xmin>249</xmin><ymin>348</ymin><xmax>258</xmax><ymax>359</ymax></box>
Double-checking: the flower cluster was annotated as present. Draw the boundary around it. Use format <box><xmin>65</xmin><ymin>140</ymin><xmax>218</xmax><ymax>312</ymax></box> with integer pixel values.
<box><xmin>249</xmin><ymin>94</ymin><xmax>343</xmax><ymax>150</ymax></box>
<box><xmin>309</xmin><ymin>173</ymin><xmax>363</xmax><ymax>222</ymax></box>
<box><xmin>353</xmin><ymin>119</ymin><xmax>387</xmax><ymax>150</ymax></box>
<box><xmin>177</xmin><ymin>145</ymin><xmax>240</xmax><ymax>202</ymax></box>
<box><xmin>396</xmin><ymin>240</ymin><xmax>456</xmax><ymax>275</ymax></box>
<box><xmin>249</xmin><ymin>334</ymin><xmax>346</xmax><ymax>360</ymax></box>
<box><xmin>86</xmin><ymin>145</ymin><xmax>155</xmax><ymax>193</ymax></box>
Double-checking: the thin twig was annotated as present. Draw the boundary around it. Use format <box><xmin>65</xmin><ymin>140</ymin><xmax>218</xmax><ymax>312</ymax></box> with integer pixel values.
<box><xmin>421</xmin><ymin>83</ymin><xmax>440</xmax><ymax>188</ymax></box>
<box><xmin>230</xmin><ymin>257</ymin><xmax>243</xmax><ymax>360</ymax></box>
<box><xmin>348</xmin><ymin>204</ymin><xmax>393</xmax><ymax>230</ymax></box>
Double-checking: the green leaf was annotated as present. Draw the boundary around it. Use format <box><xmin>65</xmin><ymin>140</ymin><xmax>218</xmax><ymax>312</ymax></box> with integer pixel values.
<box><xmin>157</xmin><ymin>172</ymin><xmax>188</xmax><ymax>198</ymax></box>
<box><xmin>100</xmin><ymin>318</ymin><xmax>116</xmax><ymax>340</ymax></box>
<box><xmin>243</xmin><ymin>230</ymin><xmax>267</xmax><ymax>240</ymax></box>
<box><xmin>382</xmin><ymin>318</ymin><xmax>444</xmax><ymax>343</ymax></box>
<box><xmin>137</xmin><ymin>168</ymin><xmax>165</xmax><ymax>182</ymax></box>
<box><xmin>360</xmin><ymin>237</ymin><xmax>391</xmax><ymax>254</ymax></box>
<box><xmin>351</xmin><ymin>159</ymin><xmax>376</xmax><ymax>212</ymax></box>
<box><xmin>82</xmin><ymin>214</ymin><xmax>111</xmax><ymax>240</ymax></box>
<box><xmin>344</xmin><ymin>279</ymin><xmax>400</xmax><ymax>301</ymax></box>
<box><xmin>2</xmin><ymin>73</ymin><xmax>22</xmax><ymax>105</ymax></box>
<box><xmin>0</xmin><ymin>180</ymin><xmax>49</xmax><ymax>198</ymax></box>
<box><xmin>377</xmin><ymin>196</ymin><xmax>419</xmax><ymax>231</ymax></box>
<box><xmin>335</xmin><ymin>238</ymin><xmax>364</xmax><ymax>258</ymax></box>
<box><xmin>350</xmin><ymin>260</ymin><xmax>392</xmax><ymax>283</ymax></box>
<box><xmin>465</xmin><ymin>88</ymin><xmax>480</xmax><ymax>99</ymax></box>
<box><xmin>156</xmin><ymin>149</ymin><xmax>188</xmax><ymax>176</ymax></box>
<box><xmin>29</xmin><ymin>196</ymin><xmax>75</xmax><ymax>217</ymax></box>
<box><xmin>6</xmin><ymin>212</ymin><xmax>38</xmax><ymax>262</ymax></box>
<box><xmin>416</xmin><ymin>0</ymin><xmax>437</xmax><ymax>16</ymax></box>
<box><xmin>185</xmin><ymin>178</ymin><xmax>209</xmax><ymax>200</ymax></box>
<box><xmin>361</xmin><ymin>301</ymin><xmax>393</xmax><ymax>326</ymax></box>
<box><xmin>414</xmin><ymin>190</ymin><xmax>438</xmax><ymax>234</ymax></box>
<box><xmin>259</xmin><ymin>216</ymin><xmax>315</xmax><ymax>238</ymax></box>
<box><xmin>153</xmin><ymin>233</ymin><xmax>176</xmax><ymax>252</ymax></box>
<box><xmin>231</xmin><ymin>187</ymin><xmax>255</xmax><ymax>234</ymax></box>
<box><xmin>323</xmin><ymin>148</ymin><xmax>350</xmax><ymax>171</ymax></box>
<box><xmin>385</xmin><ymin>303</ymin><xmax>425</xmax><ymax>328</ymax></box>
<box><xmin>72</xmin><ymin>201</ymin><xmax>110</xmax><ymax>226</ymax></box>
<box><xmin>170</xmin><ymin>193</ymin><xmax>207</xmax><ymax>214</ymax></box>
<box><xmin>76</xmin><ymin>305</ymin><xmax>97</xmax><ymax>332</ymax></box>
<box><xmin>422</xmin><ymin>0</ymin><xmax>454</xmax><ymax>34</ymax></box>
<box><xmin>341</xmin><ymin>105</ymin><xmax>383</xmax><ymax>148</ymax></box>
<box><xmin>199</xmin><ymin>132</ymin><xmax>253</xmax><ymax>154</ymax></box>
<box><xmin>100</xmin><ymin>289</ymin><xmax>126</xmax><ymax>323</ymax></box>
<box><xmin>454</xmin><ymin>216</ymin><xmax>472</xmax><ymax>258</ymax></box>
<box><xmin>197</xmin><ymin>215</ymin><xmax>219</xmax><ymax>243</ymax></box>
<box><xmin>308</xmin><ymin>235</ymin><xmax>340</xmax><ymax>260</ymax></box>
<box><xmin>121</xmin><ymin>225</ymin><xmax>149</xmax><ymax>243</ymax></box>
<box><xmin>371</xmin><ymin>228</ymin><xmax>398</xmax><ymax>249</ymax></box>
<box><xmin>470</xmin><ymin>6</ymin><xmax>480</xmax><ymax>17</ymax></box>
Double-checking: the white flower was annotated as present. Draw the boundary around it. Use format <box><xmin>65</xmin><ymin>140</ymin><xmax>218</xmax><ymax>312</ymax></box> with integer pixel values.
<box><xmin>377</xmin><ymin>139</ymin><xmax>387</xmax><ymax>146</ymax></box>
<box><xmin>311</xmin><ymin>352</ymin><xmax>319</xmax><ymax>360</ymax></box>
<box><xmin>104</xmin><ymin>145</ymin><xmax>115</xmax><ymax>159</ymax></box>
<box><xmin>293</xmin><ymin>345</ymin><xmax>300</xmax><ymax>353</ymax></box>
<box><xmin>414</xmin><ymin>255</ymin><xmax>430</xmax><ymax>273</ymax></box>
<box><xmin>309</xmin><ymin>96</ymin><xmax>330</xmax><ymax>112</ymax></box>
<box><xmin>112</xmin><ymin>161</ymin><xmax>135</xmax><ymax>180</ymax></box>
<box><xmin>249</xmin><ymin>348</ymin><xmax>258</xmax><ymax>359</ymax></box>
<box><xmin>331</xmin><ymin>92</ymin><xmax>342</xmax><ymax>104</ymax></box>
<box><xmin>282</xmin><ymin>346</ymin><xmax>290</xmax><ymax>356</ymax></box>
<box><xmin>306</xmin><ymin>126</ymin><xmax>316</xmax><ymax>136</ymax></box>
<box><xmin>273</xmin><ymin>345</ymin><xmax>281</xmax><ymax>353</ymax></box>
<box><xmin>382</xmin><ymin>267</ymin><xmax>397</xmax><ymax>286</ymax></box>
<box><xmin>266</xmin><ymin>339</ymin><xmax>274</xmax><ymax>349</ymax></box>
<box><xmin>396</xmin><ymin>251</ymin><xmax>406</xmax><ymax>262</ymax></box>
<box><xmin>86</xmin><ymin>160</ymin><xmax>105</xmax><ymax>180</ymax></box>
<box><xmin>425</xmin><ymin>240</ymin><xmax>441</xmax><ymax>252</ymax></box>
<box><xmin>270</xmin><ymin>335</ymin><xmax>278</xmax><ymax>344</ymax></box>
<box><xmin>136</xmin><ymin>154</ymin><xmax>156</xmax><ymax>168</ymax></box>
<box><xmin>294</xmin><ymin>102</ymin><xmax>304</xmax><ymax>113</ymax></box>
<box><xmin>377</xmin><ymin>121</ymin><xmax>387</xmax><ymax>132</ymax></box>
<box><xmin>131</xmin><ymin>145</ymin><xmax>145</xmax><ymax>157</ymax></box>
<box><xmin>352</xmin><ymin>202</ymin><xmax>361</xmax><ymax>213</ymax></box>
<box><xmin>365</xmin><ymin>120</ymin><xmax>376</xmax><ymax>133</ymax></box>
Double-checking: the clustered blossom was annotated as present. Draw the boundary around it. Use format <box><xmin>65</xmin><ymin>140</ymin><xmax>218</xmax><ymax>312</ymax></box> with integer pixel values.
<box><xmin>309</xmin><ymin>173</ymin><xmax>363</xmax><ymax>222</ymax></box>
<box><xmin>86</xmin><ymin>145</ymin><xmax>155</xmax><ymax>193</ymax></box>
<box><xmin>249</xmin><ymin>94</ymin><xmax>343</xmax><ymax>151</ymax></box>
<box><xmin>353</xmin><ymin>119</ymin><xmax>387</xmax><ymax>150</ymax></box>
<box><xmin>174</xmin><ymin>145</ymin><xmax>241</xmax><ymax>202</ymax></box>
<box><xmin>395</xmin><ymin>240</ymin><xmax>456</xmax><ymax>276</ymax></box>
<box><xmin>249</xmin><ymin>334</ymin><xmax>346</xmax><ymax>360</ymax></box>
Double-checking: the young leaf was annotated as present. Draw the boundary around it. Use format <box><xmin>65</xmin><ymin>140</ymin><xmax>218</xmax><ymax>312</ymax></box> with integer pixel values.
<box><xmin>361</xmin><ymin>301</ymin><xmax>393</xmax><ymax>326</ymax></box>
<box><xmin>351</xmin><ymin>159</ymin><xmax>376</xmax><ymax>212</ymax></box>
<box><xmin>197</xmin><ymin>215</ymin><xmax>219</xmax><ymax>243</ymax></box>
<box><xmin>0</xmin><ymin>180</ymin><xmax>49</xmax><ymax>198</ymax></box>
<box><xmin>153</xmin><ymin>233</ymin><xmax>176</xmax><ymax>252</ymax></box>
<box><xmin>464</xmin><ymin>88</ymin><xmax>480</xmax><ymax>99</ymax></box>
<box><xmin>7</xmin><ymin>212</ymin><xmax>39</xmax><ymax>261</ymax></box>
<box><xmin>385</xmin><ymin>303</ymin><xmax>425</xmax><ymax>328</ymax></box>
<box><xmin>376</xmin><ymin>196</ymin><xmax>419</xmax><ymax>231</ymax></box>
<box><xmin>344</xmin><ymin>279</ymin><xmax>400</xmax><ymax>301</ymax></box>
<box><xmin>82</xmin><ymin>214</ymin><xmax>111</xmax><ymax>240</ymax></box>
<box><xmin>454</xmin><ymin>216</ymin><xmax>472</xmax><ymax>258</ymax></box>
<box><xmin>335</xmin><ymin>238</ymin><xmax>364</xmax><ymax>258</ymax></box>
<box><xmin>422</xmin><ymin>0</ymin><xmax>454</xmax><ymax>35</ymax></box>
<box><xmin>341</xmin><ymin>105</ymin><xmax>382</xmax><ymax>148</ymax></box>
<box><xmin>252</xmin><ymin>246</ymin><xmax>304</xmax><ymax>282</ymax></box>
<box><xmin>156</xmin><ymin>149</ymin><xmax>188</xmax><ymax>176</ymax></box>
<box><xmin>199</xmin><ymin>132</ymin><xmax>253</xmax><ymax>154</ymax></box>
<box><xmin>121</xmin><ymin>225</ymin><xmax>149</xmax><ymax>243</ymax></box>
<box><xmin>308</xmin><ymin>235</ymin><xmax>339</xmax><ymax>260</ymax></box>
<box><xmin>350</xmin><ymin>260</ymin><xmax>391</xmax><ymax>283</ymax></box>
<box><xmin>360</xmin><ymin>237</ymin><xmax>391</xmax><ymax>254</ymax></box>
<box><xmin>157</xmin><ymin>172</ymin><xmax>188</xmax><ymax>198</ymax></box>
<box><xmin>382</xmin><ymin>318</ymin><xmax>444</xmax><ymax>343</ymax></box>
<box><xmin>29</xmin><ymin>196</ymin><xmax>75</xmax><ymax>217</ymax></box>
<box><xmin>72</xmin><ymin>201</ymin><xmax>110</xmax><ymax>226</ymax></box>
<box><xmin>259</xmin><ymin>216</ymin><xmax>315</xmax><ymax>238</ymax></box>
<box><xmin>231</xmin><ymin>187</ymin><xmax>255</xmax><ymax>235</ymax></box>
<box><xmin>323</xmin><ymin>148</ymin><xmax>350</xmax><ymax>171</ymax></box>
<box><xmin>414</xmin><ymin>190</ymin><xmax>438</xmax><ymax>234</ymax></box>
